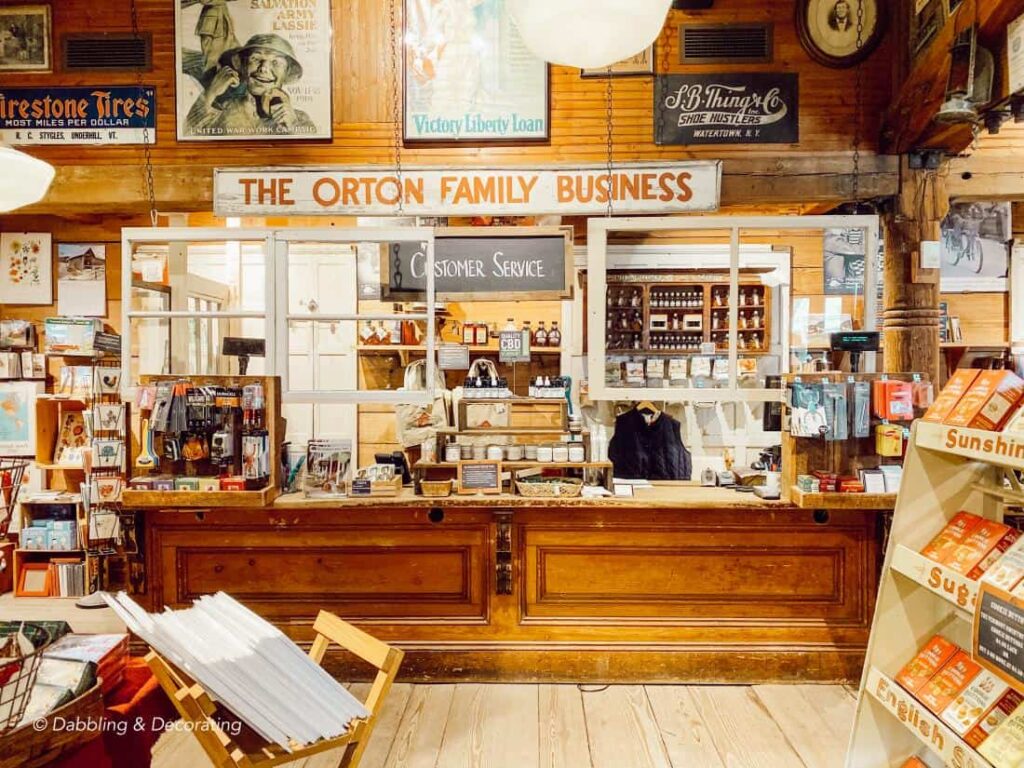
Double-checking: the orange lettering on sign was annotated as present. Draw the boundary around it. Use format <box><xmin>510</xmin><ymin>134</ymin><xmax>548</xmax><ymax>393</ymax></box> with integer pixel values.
<box><xmin>341</xmin><ymin>177</ymin><xmax>359</xmax><ymax>205</ymax></box>
<box><xmin>239</xmin><ymin>178</ymin><xmax>257</xmax><ymax>205</ymax></box>
<box><xmin>453</xmin><ymin>177</ymin><xmax>475</xmax><ymax>205</ymax></box>
<box><xmin>440</xmin><ymin>176</ymin><xmax>458</xmax><ymax>203</ymax></box>
<box><xmin>312</xmin><ymin>177</ymin><xmax>341</xmax><ymax>207</ymax></box>
<box><xmin>676</xmin><ymin>172</ymin><xmax>693</xmax><ymax>202</ymax></box>
<box><xmin>556</xmin><ymin>175</ymin><xmax>574</xmax><ymax>203</ymax></box>
<box><xmin>519</xmin><ymin>175</ymin><xmax>538</xmax><ymax>202</ymax></box>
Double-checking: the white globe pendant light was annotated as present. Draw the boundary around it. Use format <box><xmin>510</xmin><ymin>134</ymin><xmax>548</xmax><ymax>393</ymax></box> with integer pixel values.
<box><xmin>507</xmin><ymin>0</ymin><xmax>672</xmax><ymax>70</ymax></box>
<box><xmin>0</xmin><ymin>145</ymin><xmax>55</xmax><ymax>212</ymax></box>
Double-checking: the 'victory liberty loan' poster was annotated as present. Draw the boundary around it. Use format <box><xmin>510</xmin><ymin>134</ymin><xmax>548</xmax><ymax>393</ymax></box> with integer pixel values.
<box><xmin>175</xmin><ymin>0</ymin><xmax>332</xmax><ymax>141</ymax></box>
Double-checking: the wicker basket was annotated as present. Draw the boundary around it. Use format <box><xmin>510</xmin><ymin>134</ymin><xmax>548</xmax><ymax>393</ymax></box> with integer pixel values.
<box><xmin>0</xmin><ymin>459</ymin><xmax>30</xmax><ymax>539</ymax></box>
<box><xmin>0</xmin><ymin>622</ymin><xmax>52</xmax><ymax>734</ymax></box>
<box><xmin>420</xmin><ymin>479</ymin><xmax>452</xmax><ymax>498</ymax></box>
<box><xmin>0</xmin><ymin>683</ymin><xmax>104</xmax><ymax>768</ymax></box>
<box><xmin>515</xmin><ymin>477</ymin><xmax>583</xmax><ymax>498</ymax></box>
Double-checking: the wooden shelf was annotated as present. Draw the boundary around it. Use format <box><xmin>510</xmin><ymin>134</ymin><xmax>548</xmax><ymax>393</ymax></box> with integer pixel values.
<box><xmin>436</xmin><ymin>427</ymin><xmax>580</xmax><ymax>435</ymax></box>
<box><xmin>357</xmin><ymin>345</ymin><xmax>561</xmax><ymax>355</ymax></box>
<box><xmin>864</xmin><ymin>667</ymin><xmax>994</xmax><ymax>768</ymax></box>
<box><xmin>789</xmin><ymin>486</ymin><xmax>897</xmax><ymax>511</ymax></box>
<box><xmin>15</xmin><ymin>548</ymin><xmax>84</xmax><ymax>555</ymax></box>
<box><xmin>36</xmin><ymin>463</ymin><xmax>85</xmax><ymax>472</ymax></box>
<box><xmin>122</xmin><ymin>486</ymin><xmax>278</xmax><ymax>509</ymax></box>
<box><xmin>915</xmin><ymin>421</ymin><xmax>1024</xmax><ymax>472</ymax></box>
<box><xmin>889</xmin><ymin>544</ymin><xmax>977</xmax><ymax>620</ymax></box>
<box><xmin>417</xmin><ymin>460</ymin><xmax>611</xmax><ymax>470</ymax></box>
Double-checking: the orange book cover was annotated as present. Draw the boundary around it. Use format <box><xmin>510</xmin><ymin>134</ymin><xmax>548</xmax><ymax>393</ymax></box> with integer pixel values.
<box><xmin>899</xmin><ymin>759</ymin><xmax>928</xmax><ymax>768</ymax></box>
<box><xmin>946</xmin><ymin>520</ymin><xmax>1018</xmax><ymax>578</ymax></box>
<box><xmin>917</xmin><ymin>651</ymin><xmax>982</xmax><ymax>715</ymax></box>
<box><xmin>945</xmin><ymin>370</ymin><xmax>1024</xmax><ymax>431</ymax></box>
<box><xmin>923</xmin><ymin>369</ymin><xmax>981</xmax><ymax>423</ymax></box>
<box><xmin>895</xmin><ymin>636</ymin><xmax>959</xmax><ymax>695</ymax></box>
<box><xmin>920</xmin><ymin>512</ymin><xmax>983</xmax><ymax>564</ymax></box>
<box><xmin>966</xmin><ymin>690</ymin><xmax>1024</xmax><ymax>748</ymax></box>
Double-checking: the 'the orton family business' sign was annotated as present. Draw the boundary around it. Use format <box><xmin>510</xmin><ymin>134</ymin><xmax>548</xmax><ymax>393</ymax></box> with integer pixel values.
<box><xmin>655</xmin><ymin>73</ymin><xmax>799</xmax><ymax>145</ymax></box>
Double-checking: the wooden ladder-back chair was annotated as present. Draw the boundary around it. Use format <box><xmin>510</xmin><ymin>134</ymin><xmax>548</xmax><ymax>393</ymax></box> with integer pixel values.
<box><xmin>145</xmin><ymin>610</ymin><xmax>404</xmax><ymax>768</ymax></box>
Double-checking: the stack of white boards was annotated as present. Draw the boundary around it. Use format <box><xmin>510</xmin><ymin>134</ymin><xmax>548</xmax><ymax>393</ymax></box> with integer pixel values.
<box><xmin>102</xmin><ymin>591</ymin><xmax>369</xmax><ymax>751</ymax></box>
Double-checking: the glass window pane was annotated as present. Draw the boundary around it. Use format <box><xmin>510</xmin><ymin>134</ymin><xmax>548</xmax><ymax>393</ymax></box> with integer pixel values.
<box><xmin>128</xmin><ymin>317</ymin><xmax>266</xmax><ymax>385</ymax></box>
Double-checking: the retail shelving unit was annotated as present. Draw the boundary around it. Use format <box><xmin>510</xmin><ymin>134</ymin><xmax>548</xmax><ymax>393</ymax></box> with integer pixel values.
<box><xmin>846</xmin><ymin>420</ymin><xmax>1016</xmax><ymax>767</ymax></box>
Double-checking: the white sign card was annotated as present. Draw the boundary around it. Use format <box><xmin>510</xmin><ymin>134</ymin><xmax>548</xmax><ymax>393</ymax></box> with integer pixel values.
<box><xmin>1010</xmin><ymin>13</ymin><xmax>1024</xmax><ymax>96</ymax></box>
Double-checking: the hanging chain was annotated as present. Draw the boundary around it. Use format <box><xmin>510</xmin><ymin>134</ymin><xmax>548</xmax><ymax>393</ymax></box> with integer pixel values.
<box><xmin>388</xmin><ymin>0</ymin><xmax>404</xmax><ymax>213</ymax></box>
<box><xmin>851</xmin><ymin>0</ymin><xmax>865</xmax><ymax>204</ymax></box>
<box><xmin>605</xmin><ymin>68</ymin><xmax>614</xmax><ymax>217</ymax></box>
<box><xmin>130</xmin><ymin>0</ymin><xmax>157</xmax><ymax>226</ymax></box>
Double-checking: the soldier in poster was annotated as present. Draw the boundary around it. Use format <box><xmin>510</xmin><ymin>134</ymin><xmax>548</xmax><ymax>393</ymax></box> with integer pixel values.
<box><xmin>175</xmin><ymin>0</ymin><xmax>331</xmax><ymax>141</ymax></box>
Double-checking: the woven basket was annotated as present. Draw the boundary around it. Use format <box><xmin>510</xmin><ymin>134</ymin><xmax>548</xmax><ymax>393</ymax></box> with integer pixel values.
<box><xmin>420</xmin><ymin>479</ymin><xmax>452</xmax><ymax>498</ymax></box>
<box><xmin>0</xmin><ymin>622</ymin><xmax>52</xmax><ymax>735</ymax></box>
<box><xmin>515</xmin><ymin>477</ymin><xmax>583</xmax><ymax>498</ymax></box>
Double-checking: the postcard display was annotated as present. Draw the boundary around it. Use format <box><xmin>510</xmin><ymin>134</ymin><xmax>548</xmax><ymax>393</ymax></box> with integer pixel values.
<box><xmin>846</xmin><ymin>370</ymin><xmax>1024</xmax><ymax>767</ymax></box>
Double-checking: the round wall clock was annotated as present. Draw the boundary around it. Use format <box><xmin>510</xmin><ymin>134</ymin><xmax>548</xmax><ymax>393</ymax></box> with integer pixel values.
<box><xmin>796</xmin><ymin>0</ymin><xmax>886</xmax><ymax>68</ymax></box>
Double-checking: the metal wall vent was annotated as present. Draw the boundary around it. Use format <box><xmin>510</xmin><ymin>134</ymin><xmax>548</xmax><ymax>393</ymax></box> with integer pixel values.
<box><xmin>680</xmin><ymin>24</ymin><xmax>773</xmax><ymax>64</ymax></box>
<box><xmin>63</xmin><ymin>33</ymin><xmax>152</xmax><ymax>71</ymax></box>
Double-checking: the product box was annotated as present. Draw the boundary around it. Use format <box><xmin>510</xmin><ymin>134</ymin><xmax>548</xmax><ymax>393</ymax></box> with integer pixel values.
<box><xmin>174</xmin><ymin>477</ymin><xmax>200</xmax><ymax>492</ymax></box>
<box><xmin>923</xmin><ymin>369</ymin><xmax>982</xmax><ymax>423</ymax></box>
<box><xmin>946</xmin><ymin>520</ymin><xmax>1021</xmax><ymax>580</ymax></box>
<box><xmin>220</xmin><ymin>476</ymin><xmax>246</xmax><ymax>491</ymax></box>
<box><xmin>941</xmin><ymin>668</ymin><xmax>1011</xmax><ymax>737</ymax></box>
<box><xmin>151</xmin><ymin>477</ymin><xmax>175</xmax><ymax>492</ymax></box>
<box><xmin>979</xmin><ymin>699</ymin><xmax>1024</xmax><ymax>765</ymax></box>
<box><xmin>812</xmin><ymin>470</ymin><xmax>839</xmax><ymax>493</ymax></box>
<box><xmin>128</xmin><ymin>477</ymin><xmax>154</xmax><ymax>491</ymax></box>
<box><xmin>19</xmin><ymin>527</ymin><xmax>48</xmax><ymax>551</ymax></box>
<box><xmin>196</xmin><ymin>477</ymin><xmax>220</xmax><ymax>492</ymax></box>
<box><xmin>899</xmin><ymin>758</ymin><xmax>930</xmax><ymax>768</ymax></box>
<box><xmin>966</xmin><ymin>690</ymin><xmax>1024</xmax><ymax>748</ymax></box>
<box><xmin>873</xmin><ymin>379</ymin><xmax>915</xmax><ymax>421</ymax></box>
<box><xmin>917</xmin><ymin>651</ymin><xmax>982</xmax><ymax>715</ymax></box>
<box><xmin>920</xmin><ymin>512</ymin><xmax>983</xmax><ymax>564</ymax></box>
<box><xmin>945</xmin><ymin>370</ymin><xmax>1024</xmax><ymax>431</ymax></box>
<box><xmin>982</xmin><ymin>537</ymin><xmax>1024</xmax><ymax>592</ymax></box>
<box><xmin>876</xmin><ymin>423</ymin><xmax>905</xmax><ymax>457</ymax></box>
<box><xmin>895</xmin><ymin>635</ymin><xmax>959</xmax><ymax>695</ymax></box>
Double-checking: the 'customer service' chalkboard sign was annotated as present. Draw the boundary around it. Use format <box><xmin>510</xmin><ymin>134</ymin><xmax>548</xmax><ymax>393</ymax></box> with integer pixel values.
<box><xmin>654</xmin><ymin>73</ymin><xmax>799</xmax><ymax>145</ymax></box>
<box><xmin>385</xmin><ymin>227</ymin><xmax>572</xmax><ymax>300</ymax></box>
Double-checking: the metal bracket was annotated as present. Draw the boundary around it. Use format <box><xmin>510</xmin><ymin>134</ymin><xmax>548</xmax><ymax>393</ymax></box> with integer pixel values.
<box><xmin>495</xmin><ymin>512</ymin><xmax>513</xmax><ymax>596</ymax></box>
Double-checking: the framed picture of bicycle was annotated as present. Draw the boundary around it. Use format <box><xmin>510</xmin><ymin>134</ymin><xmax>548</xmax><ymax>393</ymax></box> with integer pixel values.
<box><xmin>940</xmin><ymin>201</ymin><xmax>1011</xmax><ymax>293</ymax></box>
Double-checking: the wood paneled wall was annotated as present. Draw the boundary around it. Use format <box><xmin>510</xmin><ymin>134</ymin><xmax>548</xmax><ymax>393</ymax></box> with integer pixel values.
<box><xmin>0</xmin><ymin>0</ymin><xmax>892</xmax><ymax>175</ymax></box>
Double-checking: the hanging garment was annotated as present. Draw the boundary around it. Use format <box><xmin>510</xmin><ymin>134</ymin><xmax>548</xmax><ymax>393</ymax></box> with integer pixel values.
<box><xmin>608</xmin><ymin>408</ymin><xmax>692</xmax><ymax>481</ymax></box>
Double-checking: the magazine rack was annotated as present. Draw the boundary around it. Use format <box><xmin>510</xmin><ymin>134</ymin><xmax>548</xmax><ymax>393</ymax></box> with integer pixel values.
<box><xmin>145</xmin><ymin>610</ymin><xmax>404</xmax><ymax>768</ymax></box>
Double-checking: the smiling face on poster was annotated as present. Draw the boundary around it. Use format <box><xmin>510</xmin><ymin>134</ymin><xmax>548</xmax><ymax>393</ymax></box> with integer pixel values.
<box><xmin>175</xmin><ymin>0</ymin><xmax>332</xmax><ymax>141</ymax></box>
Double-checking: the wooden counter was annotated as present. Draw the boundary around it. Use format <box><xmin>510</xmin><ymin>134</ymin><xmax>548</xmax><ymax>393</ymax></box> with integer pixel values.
<box><xmin>137</xmin><ymin>485</ymin><xmax>882</xmax><ymax>684</ymax></box>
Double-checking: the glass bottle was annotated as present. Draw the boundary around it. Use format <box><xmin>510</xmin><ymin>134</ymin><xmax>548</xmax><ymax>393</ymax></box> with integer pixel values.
<box><xmin>547</xmin><ymin>322</ymin><xmax>561</xmax><ymax>347</ymax></box>
<box><xmin>521</xmin><ymin>320</ymin><xmax>532</xmax><ymax>354</ymax></box>
<box><xmin>534</xmin><ymin>321</ymin><xmax>548</xmax><ymax>346</ymax></box>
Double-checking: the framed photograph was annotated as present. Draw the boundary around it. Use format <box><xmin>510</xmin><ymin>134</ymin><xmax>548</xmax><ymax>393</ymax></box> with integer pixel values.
<box><xmin>940</xmin><ymin>202</ymin><xmax>1012</xmax><ymax>293</ymax></box>
<box><xmin>57</xmin><ymin>244</ymin><xmax>106</xmax><ymax>317</ymax></box>
<box><xmin>0</xmin><ymin>232</ymin><xmax>52</xmax><ymax>305</ymax></box>
<box><xmin>404</xmin><ymin>0</ymin><xmax>549</xmax><ymax>142</ymax></box>
<box><xmin>0</xmin><ymin>5</ymin><xmax>51</xmax><ymax>72</ymax></box>
<box><xmin>16</xmin><ymin>562</ymin><xmax>50</xmax><ymax>597</ymax></box>
<box><xmin>0</xmin><ymin>381</ymin><xmax>41</xmax><ymax>456</ymax></box>
<box><xmin>174</xmin><ymin>0</ymin><xmax>333</xmax><ymax>141</ymax></box>
<box><xmin>823</xmin><ymin>228</ymin><xmax>867</xmax><ymax>295</ymax></box>
<box><xmin>581</xmin><ymin>45</ymin><xmax>654</xmax><ymax>77</ymax></box>
<box><xmin>795</xmin><ymin>0</ymin><xmax>886</xmax><ymax>68</ymax></box>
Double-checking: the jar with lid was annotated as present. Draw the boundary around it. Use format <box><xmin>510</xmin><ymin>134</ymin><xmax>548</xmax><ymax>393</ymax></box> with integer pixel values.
<box><xmin>568</xmin><ymin>444</ymin><xmax>586</xmax><ymax>463</ymax></box>
<box><xmin>552</xmin><ymin>444</ymin><xmax>569</xmax><ymax>463</ymax></box>
<box><xmin>444</xmin><ymin>441</ymin><xmax>462</xmax><ymax>462</ymax></box>
<box><xmin>463</xmin><ymin>321</ymin><xmax>475</xmax><ymax>345</ymax></box>
<box><xmin>536</xmin><ymin>444</ymin><xmax>554</xmax><ymax>463</ymax></box>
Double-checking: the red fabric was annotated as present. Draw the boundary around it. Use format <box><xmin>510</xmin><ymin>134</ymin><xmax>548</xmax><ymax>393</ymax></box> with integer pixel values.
<box><xmin>53</xmin><ymin>658</ymin><xmax>178</xmax><ymax>768</ymax></box>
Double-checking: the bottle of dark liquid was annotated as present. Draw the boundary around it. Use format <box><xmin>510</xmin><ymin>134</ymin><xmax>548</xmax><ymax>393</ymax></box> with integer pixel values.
<box><xmin>241</xmin><ymin>383</ymin><xmax>269</xmax><ymax>490</ymax></box>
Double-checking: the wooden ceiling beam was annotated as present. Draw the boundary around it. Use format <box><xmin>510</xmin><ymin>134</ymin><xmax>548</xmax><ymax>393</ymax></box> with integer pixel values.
<box><xmin>12</xmin><ymin>155</ymin><xmax>899</xmax><ymax>216</ymax></box>
<box><xmin>947</xmin><ymin>152</ymin><xmax>1024</xmax><ymax>199</ymax></box>
<box><xmin>882</xmin><ymin>0</ymin><xmax>1024</xmax><ymax>155</ymax></box>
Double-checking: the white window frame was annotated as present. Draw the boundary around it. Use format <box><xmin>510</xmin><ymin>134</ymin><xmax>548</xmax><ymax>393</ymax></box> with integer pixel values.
<box><xmin>121</xmin><ymin>227</ymin><xmax>437</xmax><ymax>406</ymax></box>
<box><xmin>586</xmin><ymin>214</ymin><xmax>880</xmax><ymax>403</ymax></box>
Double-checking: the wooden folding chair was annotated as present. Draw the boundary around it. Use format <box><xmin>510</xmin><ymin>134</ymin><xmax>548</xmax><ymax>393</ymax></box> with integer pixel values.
<box><xmin>144</xmin><ymin>610</ymin><xmax>404</xmax><ymax>768</ymax></box>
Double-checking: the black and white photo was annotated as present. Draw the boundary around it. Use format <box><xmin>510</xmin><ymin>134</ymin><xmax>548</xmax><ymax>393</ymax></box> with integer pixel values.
<box><xmin>823</xmin><ymin>227</ymin><xmax>866</xmax><ymax>295</ymax></box>
<box><xmin>175</xmin><ymin>0</ymin><xmax>332</xmax><ymax>141</ymax></box>
<box><xmin>0</xmin><ymin>5</ymin><xmax>50</xmax><ymax>72</ymax></box>
<box><xmin>941</xmin><ymin>201</ymin><xmax>1011</xmax><ymax>293</ymax></box>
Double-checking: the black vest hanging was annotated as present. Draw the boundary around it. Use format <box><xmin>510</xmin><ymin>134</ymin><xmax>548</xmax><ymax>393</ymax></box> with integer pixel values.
<box><xmin>608</xmin><ymin>409</ymin><xmax>692</xmax><ymax>481</ymax></box>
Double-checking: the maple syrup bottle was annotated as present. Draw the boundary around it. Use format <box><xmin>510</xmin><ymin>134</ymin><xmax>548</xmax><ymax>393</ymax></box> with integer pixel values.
<box><xmin>547</xmin><ymin>322</ymin><xmax>561</xmax><ymax>348</ymax></box>
<box><xmin>534</xmin><ymin>321</ymin><xmax>548</xmax><ymax>346</ymax></box>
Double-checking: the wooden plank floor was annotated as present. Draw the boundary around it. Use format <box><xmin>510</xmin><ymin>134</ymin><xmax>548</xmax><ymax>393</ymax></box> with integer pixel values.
<box><xmin>152</xmin><ymin>683</ymin><xmax>857</xmax><ymax>768</ymax></box>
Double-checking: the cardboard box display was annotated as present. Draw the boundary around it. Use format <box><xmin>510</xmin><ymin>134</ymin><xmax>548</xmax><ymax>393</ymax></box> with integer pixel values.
<box><xmin>920</xmin><ymin>512</ymin><xmax>983</xmax><ymax>564</ymax></box>
<box><xmin>979</xmin><ymin>699</ymin><xmax>1024</xmax><ymax>765</ymax></box>
<box><xmin>945</xmin><ymin>370</ymin><xmax>1024</xmax><ymax>431</ymax></box>
<box><xmin>923</xmin><ymin>369</ymin><xmax>982</xmax><ymax>423</ymax></box>
<box><xmin>917</xmin><ymin>651</ymin><xmax>982</xmax><ymax>715</ymax></box>
<box><xmin>876</xmin><ymin>423</ymin><xmax>904</xmax><ymax>457</ymax></box>
<box><xmin>873</xmin><ymin>379</ymin><xmax>915</xmax><ymax>421</ymax></box>
<box><xmin>946</xmin><ymin>521</ymin><xmax>1021</xmax><ymax>580</ymax></box>
<box><xmin>940</xmin><ymin>668</ymin><xmax>1011</xmax><ymax>736</ymax></box>
<box><xmin>982</xmin><ymin>537</ymin><xmax>1024</xmax><ymax>592</ymax></box>
<box><xmin>966</xmin><ymin>690</ymin><xmax>1024</xmax><ymax>749</ymax></box>
<box><xmin>895</xmin><ymin>636</ymin><xmax>959</xmax><ymax>695</ymax></box>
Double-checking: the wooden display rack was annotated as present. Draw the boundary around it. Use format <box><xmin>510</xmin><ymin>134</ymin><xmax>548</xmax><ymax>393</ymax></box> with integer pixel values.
<box><xmin>145</xmin><ymin>609</ymin><xmax>403</xmax><ymax>768</ymax></box>
<box><xmin>123</xmin><ymin>375</ymin><xmax>283</xmax><ymax>508</ymax></box>
<box><xmin>13</xmin><ymin>496</ymin><xmax>90</xmax><ymax>599</ymax></box>
<box><xmin>845</xmin><ymin>420</ymin><xmax>1012</xmax><ymax>767</ymax></box>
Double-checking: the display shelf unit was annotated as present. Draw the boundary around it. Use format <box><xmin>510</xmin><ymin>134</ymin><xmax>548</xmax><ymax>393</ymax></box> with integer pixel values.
<box><xmin>845</xmin><ymin>420</ymin><xmax>1006</xmax><ymax>767</ymax></box>
<box><xmin>13</xmin><ymin>496</ymin><xmax>90</xmax><ymax>599</ymax></box>
<box><xmin>788</xmin><ymin>487</ymin><xmax>897</xmax><ymax>511</ymax></box>
<box><xmin>357</xmin><ymin>344</ymin><xmax>561</xmax><ymax>355</ymax></box>
<box><xmin>35</xmin><ymin>396</ymin><xmax>87</xmax><ymax>492</ymax></box>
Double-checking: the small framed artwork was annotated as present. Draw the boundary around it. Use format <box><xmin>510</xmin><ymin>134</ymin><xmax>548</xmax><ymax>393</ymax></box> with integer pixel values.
<box><xmin>581</xmin><ymin>46</ymin><xmax>655</xmax><ymax>77</ymax></box>
<box><xmin>457</xmin><ymin>460</ymin><xmax>503</xmax><ymax>495</ymax></box>
<box><xmin>0</xmin><ymin>381</ymin><xmax>42</xmax><ymax>456</ymax></box>
<box><xmin>0</xmin><ymin>5</ymin><xmax>51</xmax><ymax>73</ymax></box>
<box><xmin>16</xmin><ymin>562</ymin><xmax>50</xmax><ymax>597</ymax></box>
<box><xmin>0</xmin><ymin>233</ymin><xmax>52</xmax><ymax>305</ymax></box>
<box><xmin>95</xmin><ymin>367</ymin><xmax>122</xmax><ymax>395</ymax></box>
<box><xmin>795</xmin><ymin>0</ymin><xmax>886</xmax><ymax>68</ymax></box>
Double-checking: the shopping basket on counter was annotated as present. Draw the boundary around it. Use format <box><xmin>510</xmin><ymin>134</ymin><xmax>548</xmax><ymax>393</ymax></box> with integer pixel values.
<box><xmin>0</xmin><ymin>622</ymin><xmax>52</xmax><ymax>733</ymax></box>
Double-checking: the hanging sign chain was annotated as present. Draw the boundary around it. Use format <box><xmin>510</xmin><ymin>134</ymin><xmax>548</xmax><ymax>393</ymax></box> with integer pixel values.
<box><xmin>852</xmin><ymin>0</ymin><xmax>865</xmax><ymax>204</ymax></box>
<box><xmin>389</xmin><ymin>0</ymin><xmax>404</xmax><ymax>214</ymax></box>
<box><xmin>605</xmin><ymin>69</ymin><xmax>614</xmax><ymax>217</ymax></box>
<box><xmin>130</xmin><ymin>0</ymin><xmax>157</xmax><ymax>226</ymax></box>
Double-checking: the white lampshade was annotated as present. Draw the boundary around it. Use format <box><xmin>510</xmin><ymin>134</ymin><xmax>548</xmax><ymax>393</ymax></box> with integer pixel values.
<box><xmin>507</xmin><ymin>0</ymin><xmax>671</xmax><ymax>70</ymax></box>
<box><xmin>0</xmin><ymin>145</ymin><xmax>55</xmax><ymax>212</ymax></box>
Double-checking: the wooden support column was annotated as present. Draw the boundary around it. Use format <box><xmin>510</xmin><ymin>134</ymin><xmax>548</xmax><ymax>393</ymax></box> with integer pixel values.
<box><xmin>882</xmin><ymin>161</ymin><xmax>946</xmax><ymax>383</ymax></box>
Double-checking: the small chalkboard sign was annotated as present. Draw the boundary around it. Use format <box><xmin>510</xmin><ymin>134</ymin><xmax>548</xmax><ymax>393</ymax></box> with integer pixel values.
<box><xmin>457</xmin><ymin>460</ymin><xmax>503</xmax><ymax>495</ymax></box>
<box><xmin>973</xmin><ymin>582</ymin><xmax>1024</xmax><ymax>688</ymax></box>
<box><xmin>93</xmin><ymin>332</ymin><xmax>122</xmax><ymax>356</ymax></box>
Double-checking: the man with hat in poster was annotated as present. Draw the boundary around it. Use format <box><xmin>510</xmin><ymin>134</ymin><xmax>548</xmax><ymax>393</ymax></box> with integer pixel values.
<box><xmin>185</xmin><ymin>32</ymin><xmax>316</xmax><ymax>137</ymax></box>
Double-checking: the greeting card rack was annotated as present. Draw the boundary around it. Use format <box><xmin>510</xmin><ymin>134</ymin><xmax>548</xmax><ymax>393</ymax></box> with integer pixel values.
<box><xmin>845</xmin><ymin>420</ymin><xmax>1018</xmax><ymax>767</ymax></box>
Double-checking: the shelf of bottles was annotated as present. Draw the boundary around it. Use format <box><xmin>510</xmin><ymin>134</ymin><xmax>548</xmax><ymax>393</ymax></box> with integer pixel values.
<box><xmin>603</xmin><ymin>275</ymin><xmax>771</xmax><ymax>357</ymax></box>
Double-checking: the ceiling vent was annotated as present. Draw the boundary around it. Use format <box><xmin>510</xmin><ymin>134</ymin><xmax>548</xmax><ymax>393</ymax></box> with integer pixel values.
<box><xmin>679</xmin><ymin>23</ymin><xmax>773</xmax><ymax>64</ymax></box>
<box><xmin>63</xmin><ymin>33</ymin><xmax>151</xmax><ymax>71</ymax></box>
